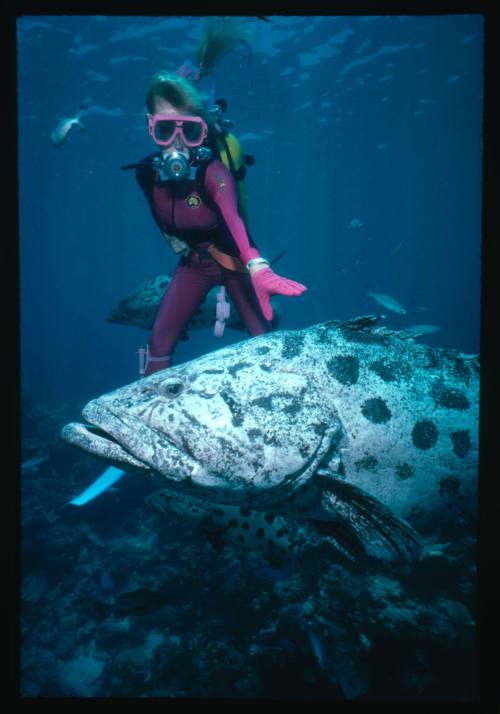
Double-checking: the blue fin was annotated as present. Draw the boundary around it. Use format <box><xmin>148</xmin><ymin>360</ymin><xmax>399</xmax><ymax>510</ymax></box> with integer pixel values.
<box><xmin>69</xmin><ymin>466</ymin><xmax>126</xmax><ymax>506</ymax></box>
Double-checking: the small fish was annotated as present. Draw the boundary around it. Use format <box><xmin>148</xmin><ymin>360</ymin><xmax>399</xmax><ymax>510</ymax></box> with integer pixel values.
<box><xmin>307</xmin><ymin>629</ymin><xmax>326</xmax><ymax>669</ymax></box>
<box><xmin>113</xmin><ymin>588</ymin><xmax>168</xmax><ymax>616</ymax></box>
<box><xmin>93</xmin><ymin>588</ymin><xmax>169</xmax><ymax>620</ymax></box>
<box><xmin>367</xmin><ymin>290</ymin><xmax>406</xmax><ymax>314</ymax></box>
<box><xmin>51</xmin><ymin>106</ymin><xmax>88</xmax><ymax>146</ymax></box>
<box><xmin>346</xmin><ymin>218</ymin><xmax>365</xmax><ymax>229</ymax></box>
<box><xmin>390</xmin><ymin>240</ymin><xmax>404</xmax><ymax>257</ymax></box>
<box><xmin>21</xmin><ymin>455</ymin><xmax>48</xmax><ymax>471</ymax></box>
<box><xmin>404</xmin><ymin>324</ymin><xmax>441</xmax><ymax>335</ymax></box>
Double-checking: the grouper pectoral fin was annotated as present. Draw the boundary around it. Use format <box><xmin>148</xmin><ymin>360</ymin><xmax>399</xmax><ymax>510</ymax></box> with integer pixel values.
<box><xmin>315</xmin><ymin>476</ymin><xmax>423</xmax><ymax>562</ymax></box>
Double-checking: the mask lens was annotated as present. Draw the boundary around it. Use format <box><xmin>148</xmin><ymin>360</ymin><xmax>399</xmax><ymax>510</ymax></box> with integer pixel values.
<box><xmin>181</xmin><ymin>120</ymin><xmax>203</xmax><ymax>144</ymax></box>
<box><xmin>153</xmin><ymin>119</ymin><xmax>176</xmax><ymax>144</ymax></box>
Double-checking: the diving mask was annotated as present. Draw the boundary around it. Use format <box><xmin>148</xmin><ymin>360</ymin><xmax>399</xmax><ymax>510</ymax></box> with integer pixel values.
<box><xmin>148</xmin><ymin>114</ymin><xmax>208</xmax><ymax>148</ymax></box>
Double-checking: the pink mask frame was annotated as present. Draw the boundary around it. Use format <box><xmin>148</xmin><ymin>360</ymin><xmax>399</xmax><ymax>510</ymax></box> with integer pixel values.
<box><xmin>148</xmin><ymin>114</ymin><xmax>208</xmax><ymax>147</ymax></box>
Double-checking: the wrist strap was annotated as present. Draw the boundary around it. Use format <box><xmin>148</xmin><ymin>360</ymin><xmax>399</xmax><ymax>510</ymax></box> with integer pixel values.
<box><xmin>246</xmin><ymin>257</ymin><xmax>270</xmax><ymax>270</ymax></box>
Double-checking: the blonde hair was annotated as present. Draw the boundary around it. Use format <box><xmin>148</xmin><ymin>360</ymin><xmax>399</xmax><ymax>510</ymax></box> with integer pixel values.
<box><xmin>145</xmin><ymin>17</ymin><xmax>253</xmax><ymax>122</ymax></box>
<box><xmin>196</xmin><ymin>17</ymin><xmax>253</xmax><ymax>76</ymax></box>
<box><xmin>145</xmin><ymin>71</ymin><xmax>210</xmax><ymax>116</ymax></box>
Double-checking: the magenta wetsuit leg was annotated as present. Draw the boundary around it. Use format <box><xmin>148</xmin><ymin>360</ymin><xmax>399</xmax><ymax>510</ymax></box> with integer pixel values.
<box><xmin>145</xmin><ymin>250</ymin><xmax>273</xmax><ymax>376</ymax></box>
<box><xmin>222</xmin><ymin>268</ymin><xmax>273</xmax><ymax>336</ymax></box>
<box><xmin>146</xmin><ymin>252</ymin><xmax>220</xmax><ymax>373</ymax></box>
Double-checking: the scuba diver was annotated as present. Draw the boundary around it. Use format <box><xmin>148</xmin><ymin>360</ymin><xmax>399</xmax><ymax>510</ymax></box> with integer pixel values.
<box><xmin>130</xmin><ymin>19</ymin><xmax>307</xmax><ymax>376</ymax></box>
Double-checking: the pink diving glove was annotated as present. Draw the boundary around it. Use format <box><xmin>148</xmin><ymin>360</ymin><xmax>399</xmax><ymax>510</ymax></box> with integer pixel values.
<box><xmin>240</xmin><ymin>248</ymin><xmax>307</xmax><ymax>321</ymax></box>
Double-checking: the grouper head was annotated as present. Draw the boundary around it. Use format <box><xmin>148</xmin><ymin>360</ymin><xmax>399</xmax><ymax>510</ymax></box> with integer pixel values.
<box><xmin>62</xmin><ymin>333</ymin><xmax>343</xmax><ymax>508</ymax></box>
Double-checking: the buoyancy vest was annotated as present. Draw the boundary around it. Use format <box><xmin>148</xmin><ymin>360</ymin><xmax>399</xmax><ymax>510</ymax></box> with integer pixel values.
<box><xmin>214</xmin><ymin>131</ymin><xmax>251</xmax><ymax>230</ymax></box>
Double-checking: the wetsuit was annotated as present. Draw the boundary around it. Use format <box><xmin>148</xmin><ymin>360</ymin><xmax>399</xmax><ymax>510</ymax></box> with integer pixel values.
<box><xmin>136</xmin><ymin>153</ymin><xmax>272</xmax><ymax>372</ymax></box>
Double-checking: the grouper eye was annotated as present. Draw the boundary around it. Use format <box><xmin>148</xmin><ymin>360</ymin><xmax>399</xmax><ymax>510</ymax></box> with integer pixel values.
<box><xmin>160</xmin><ymin>381</ymin><xmax>184</xmax><ymax>398</ymax></box>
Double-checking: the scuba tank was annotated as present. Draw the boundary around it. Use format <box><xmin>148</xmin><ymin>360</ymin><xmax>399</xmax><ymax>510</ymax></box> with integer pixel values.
<box><xmin>209</xmin><ymin>98</ymin><xmax>255</xmax><ymax>231</ymax></box>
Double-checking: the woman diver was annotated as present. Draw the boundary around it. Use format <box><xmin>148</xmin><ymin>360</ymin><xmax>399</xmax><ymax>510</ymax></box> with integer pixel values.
<box><xmin>134</xmin><ymin>18</ymin><xmax>307</xmax><ymax>376</ymax></box>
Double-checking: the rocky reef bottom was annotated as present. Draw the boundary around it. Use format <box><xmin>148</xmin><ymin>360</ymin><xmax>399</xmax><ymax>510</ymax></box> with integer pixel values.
<box><xmin>19</xmin><ymin>394</ymin><xmax>476</xmax><ymax>700</ymax></box>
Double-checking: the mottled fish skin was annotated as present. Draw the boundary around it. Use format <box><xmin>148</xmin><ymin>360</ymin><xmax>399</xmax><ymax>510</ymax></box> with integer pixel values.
<box><xmin>107</xmin><ymin>274</ymin><xmax>281</xmax><ymax>333</ymax></box>
<box><xmin>62</xmin><ymin>316</ymin><xmax>478</xmax><ymax>558</ymax></box>
<box><xmin>146</xmin><ymin>488</ymin><xmax>313</xmax><ymax>565</ymax></box>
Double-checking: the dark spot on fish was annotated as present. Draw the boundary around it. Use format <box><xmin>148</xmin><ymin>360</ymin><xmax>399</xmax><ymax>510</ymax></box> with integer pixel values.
<box><xmin>241</xmin><ymin>522</ymin><xmax>250</xmax><ymax>530</ymax></box>
<box><xmin>237</xmin><ymin>535</ymin><xmax>245</xmax><ymax>544</ymax></box>
<box><xmin>281</xmin><ymin>332</ymin><xmax>305</xmax><ymax>359</ymax></box>
<box><xmin>202</xmin><ymin>368</ymin><xmax>225</xmax><ymax>375</ymax></box>
<box><xmin>354</xmin><ymin>454</ymin><xmax>378</xmax><ymax>472</ymax></box>
<box><xmin>283</xmin><ymin>398</ymin><xmax>304</xmax><ymax>416</ymax></box>
<box><xmin>256</xmin><ymin>346</ymin><xmax>271</xmax><ymax>355</ymax></box>
<box><xmin>268</xmin><ymin>540</ymin><xmax>275</xmax><ymax>547</ymax></box>
<box><xmin>431</xmin><ymin>379</ymin><xmax>470</xmax><ymax>411</ymax></box>
<box><xmin>257</xmin><ymin>528</ymin><xmax>264</xmax><ymax>538</ymax></box>
<box><xmin>361</xmin><ymin>397</ymin><xmax>392</xmax><ymax>424</ymax></box>
<box><xmin>259</xmin><ymin>364</ymin><xmax>272</xmax><ymax>372</ymax></box>
<box><xmin>452</xmin><ymin>357</ymin><xmax>472</xmax><ymax>385</ymax></box>
<box><xmin>451</xmin><ymin>430</ymin><xmax>471</xmax><ymax>458</ymax></box>
<box><xmin>240</xmin><ymin>507</ymin><xmax>251</xmax><ymax>517</ymax></box>
<box><xmin>369</xmin><ymin>358</ymin><xmax>411</xmax><ymax>383</ymax></box>
<box><xmin>265</xmin><ymin>514</ymin><xmax>275</xmax><ymax>525</ymax></box>
<box><xmin>440</xmin><ymin>476</ymin><xmax>460</xmax><ymax>498</ymax></box>
<box><xmin>214</xmin><ymin>508</ymin><xmax>225</xmax><ymax>517</ymax></box>
<box><xmin>396</xmin><ymin>462</ymin><xmax>415</xmax><ymax>480</ymax></box>
<box><xmin>220</xmin><ymin>392</ymin><xmax>244</xmax><ymax>426</ymax></box>
<box><xmin>299</xmin><ymin>445</ymin><xmax>310</xmax><ymax>458</ymax></box>
<box><xmin>412</xmin><ymin>419</ymin><xmax>439</xmax><ymax>450</ymax></box>
<box><xmin>369</xmin><ymin>359</ymin><xmax>396</xmax><ymax>382</ymax></box>
<box><xmin>251</xmin><ymin>395</ymin><xmax>274</xmax><ymax>411</ymax></box>
<box><xmin>263</xmin><ymin>433</ymin><xmax>279</xmax><ymax>446</ymax></box>
<box><xmin>247</xmin><ymin>429</ymin><xmax>261</xmax><ymax>442</ymax></box>
<box><xmin>159</xmin><ymin>279</ymin><xmax>169</xmax><ymax>288</ymax></box>
<box><xmin>424</xmin><ymin>348</ymin><xmax>440</xmax><ymax>369</ymax></box>
<box><xmin>276</xmin><ymin>529</ymin><xmax>286</xmax><ymax>537</ymax></box>
<box><xmin>229</xmin><ymin>519</ymin><xmax>238</xmax><ymax>528</ymax></box>
<box><xmin>340</xmin><ymin>326</ymin><xmax>389</xmax><ymax>346</ymax></box>
<box><xmin>469</xmin><ymin>358</ymin><xmax>480</xmax><ymax>375</ymax></box>
<box><xmin>228</xmin><ymin>361</ymin><xmax>252</xmax><ymax>377</ymax></box>
<box><xmin>168</xmin><ymin>414</ymin><xmax>174</xmax><ymax>422</ymax></box>
<box><xmin>326</xmin><ymin>355</ymin><xmax>359</xmax><ymax>385</ymax></box>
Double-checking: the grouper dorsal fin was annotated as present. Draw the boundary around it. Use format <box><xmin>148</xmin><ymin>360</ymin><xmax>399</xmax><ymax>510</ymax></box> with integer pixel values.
<box><xmin>315</xmin><ymin>476</ymin><xmax>423</xmax><ymax>562</ymax></box>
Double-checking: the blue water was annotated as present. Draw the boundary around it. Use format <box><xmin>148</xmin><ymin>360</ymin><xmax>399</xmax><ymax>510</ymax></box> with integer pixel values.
<box><xmin>18</xmin><ymin>14</ymin><xmax>483</xmax><ymax>407</ymax></box>
<box><xmin>17</xmin><ymin>15</ymin><xmax>483</xmax><ymax>700</ymax></box>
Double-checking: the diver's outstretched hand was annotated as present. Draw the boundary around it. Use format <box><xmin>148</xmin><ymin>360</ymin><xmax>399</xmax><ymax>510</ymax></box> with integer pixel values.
<box><xmin>250</xmin><ymin>267</ymin><xmax>307</xmax><ymax>321</ymax></box>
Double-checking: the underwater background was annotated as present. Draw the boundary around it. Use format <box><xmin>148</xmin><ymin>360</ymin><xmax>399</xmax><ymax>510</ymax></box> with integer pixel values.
<box><xmin>18</xmin><ymin>15</ymin><xmax>483</xmax><ymax>700</ymax></box>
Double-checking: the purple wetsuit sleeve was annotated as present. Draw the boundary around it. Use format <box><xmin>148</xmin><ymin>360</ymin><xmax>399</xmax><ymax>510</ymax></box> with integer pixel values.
<box><xmin>204</xmin><ymin>161</ymin><xmax>257</xmax><ymax>258</ymax></box>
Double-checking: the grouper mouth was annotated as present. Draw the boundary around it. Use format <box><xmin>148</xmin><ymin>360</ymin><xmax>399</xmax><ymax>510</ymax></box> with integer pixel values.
<box><xmin>61</xmin><ymin>421</ymin><xmax>152</xmax><ymax>470</ymax></box>
<box><xmin>61</xmin><ymin>400</ymin><xmax>209</xmax><ymax>485</ymax></box>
